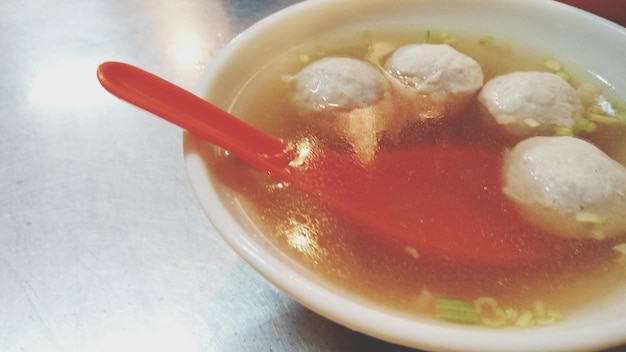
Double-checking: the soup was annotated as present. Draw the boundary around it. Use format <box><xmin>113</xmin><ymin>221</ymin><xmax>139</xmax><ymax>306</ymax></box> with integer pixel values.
<box><xmin>204</xmin><ymin>26</ymin><xmax>626</xmax><ymax>327</ymax></box>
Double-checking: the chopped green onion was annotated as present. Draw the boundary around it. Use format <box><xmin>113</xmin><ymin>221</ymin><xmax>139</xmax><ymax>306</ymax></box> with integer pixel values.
<box><xmin>556</xmin><ymin>71</ymin><xmax>571</xmax><ymax>81</ymax></box>
<box><xmin>553</xmin><ymin>126</ymin><xmax>574</xmax><ymax>136</ymax></box>
<box><xmin>477</xmin><ymin>34</ymin><xmax>510</xmax><ymax>49</ymax></box>
<box><xmin>438</xmin><ymin>32</ymin><xmax>450</xmax><ymax>42</ymax></box>
<box><xmin>484</xmin><ymin>309</ymin><xmax>507</xmax><ymax>327</ymax></box>
<box><xmin>533</xmin><ymin>300</ymin><xmax>547</xmax><ymax>318</ymax></box>
<box><xmin>474</xmin><ymin>296</ymin><xmax>498</xmax><ymax>314</ymax></box>
<box><xmin>587</xmin><ymin>112</ymin><xmax>622</xmax><ymax>125</ymax></box>
<box><xmin>474</xmin><ymin>296</ymin><xmax>507</xmax><ymax>327</ymax></box>
<box><xmin>543</xmin><ymin>57</ymin><xmax>569</xmax><ymax>80</ymax></box>
<box><xmin>425</xmin><ymin>30</ymin><xmax>453</xmax><ymax>44</ymax></box>
<box><xmin>544</xmin><ymin>57</ymin><xmax>561</xmax><ymax>72</ymax></box>
<box><xmin>431</xmin><ymin>295</ymin><xmax>564</xmax><ymax>328</ymax></box>
<box><xmin>436</xmin><ymin>298</ymin><xmax>480</xmax><ymax>324</ymax></box>
<box><xmin>547</xmin><ymin>309</ymin><xmax>564</xmax><ymax>321</ymax></box>
<box><xmin>479</xmin><ymin>35</ymin><xmax>495</xmax><ymax>45</ymax></box>
<box><xmin>576</xmin><ymin>118</ymin><xmax>598</xmax><ymax>133</ymax></box>
<box><xmin>532</xmin><ymin>302</ymin><xmax>562</xmax><ymax>326</ymax></box>
<box><xmin>515</xmin><ymin>311</ymin><xmax>535</xmax><ymax>328</ymax></box>
<box><xmin>536</xmin><ymin>316</ymin><xmax>558</xmax><ymax>326</ymax></box>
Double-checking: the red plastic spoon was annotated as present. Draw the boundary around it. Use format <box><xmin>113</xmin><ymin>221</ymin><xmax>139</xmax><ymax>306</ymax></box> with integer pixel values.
<box><xmin>97</xmin><ymin>62</ymin><xmax>594</xmax><ymax>270</ymax></box>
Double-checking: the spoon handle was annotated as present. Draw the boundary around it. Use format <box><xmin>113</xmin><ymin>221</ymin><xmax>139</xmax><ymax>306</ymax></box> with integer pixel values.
<box><xmin>97</xmin><ymin>61</ymin><xmax>294</xmax><ymax>177</ymax></box>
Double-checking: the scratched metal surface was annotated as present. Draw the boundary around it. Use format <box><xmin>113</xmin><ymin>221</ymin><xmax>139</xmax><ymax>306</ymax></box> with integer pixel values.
<box><xmin>0</xmin><ymin>0</ymin><xmax>624</xmax><ymax>351</ymax></box>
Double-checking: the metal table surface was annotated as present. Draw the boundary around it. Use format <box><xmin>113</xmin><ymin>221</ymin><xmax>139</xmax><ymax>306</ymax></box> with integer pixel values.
<box><xmin>1</xmin><ymin>1</ymin><xmax>624</xmax><ymax>351</ymax></box>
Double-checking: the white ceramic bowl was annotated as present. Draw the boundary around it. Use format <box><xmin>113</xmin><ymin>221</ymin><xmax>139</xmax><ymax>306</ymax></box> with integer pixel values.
<box><xmin>183</xmin><ymin>1</ymin><xmax>626</xmax><ymax>351</ymax></box>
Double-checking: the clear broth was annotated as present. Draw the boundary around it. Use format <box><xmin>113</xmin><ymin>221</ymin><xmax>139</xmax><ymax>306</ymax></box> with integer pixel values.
<box><xmin>206</xmin><ymin>27</ymin><xmax>626</xmax><ymax>326</ymax></box>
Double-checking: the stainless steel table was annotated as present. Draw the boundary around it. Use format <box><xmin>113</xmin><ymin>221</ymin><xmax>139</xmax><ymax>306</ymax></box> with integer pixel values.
<box><xmin>1</xmin><ymin>1</ymin><xmax>624</xmax><ymax>351</ymax></box>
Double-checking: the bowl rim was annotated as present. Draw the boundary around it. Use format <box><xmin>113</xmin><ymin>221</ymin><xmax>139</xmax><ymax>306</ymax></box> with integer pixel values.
<box><xmin>183</xmin><ymin>0</ymin><xmax>626</xmax><ymax>351</ymax></box>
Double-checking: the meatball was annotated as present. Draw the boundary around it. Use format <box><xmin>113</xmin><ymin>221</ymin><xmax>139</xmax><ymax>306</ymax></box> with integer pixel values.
<box><xmin>288</xmin><ymin>57</ymin><xmax>388</xmax><ymax>112</ymax></box>
<box><xmin>478</xmin><ymin>71</ymin><xmax>583</xmax><ymax>139</ymax></box>
<box><xmin>384</xmin><ymin>43</ymin><xmax>484</xmax><ymax>119</ymax></box>
<box><xmin>502</xmin><ymin>136</ymin><xmax>626</xmax><ymax>240</ymax></box>
<box><xmin>286</xmin><ymin>57</ymin><xmax>400</xmax><ymax>162</ymax></box>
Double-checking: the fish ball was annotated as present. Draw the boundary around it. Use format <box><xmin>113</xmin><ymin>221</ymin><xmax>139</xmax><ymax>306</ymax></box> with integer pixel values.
<box><xmin>502</xmin><ymin>136</ymin><xmax>626</xmax><ymax>240</ymax></box>
<box><xmin>286</xmin><ymin>57</ymin><xmax>400</xmax><ymax>162</ymax></box>
<box><xmin>479</xmin><ymin>71</ymin><xmax>583</xmax><ymax>139</ymax></box>
<box><xmin>288</xmin><ymin>57</ymin><xmax>388</xmax><ymax>112</ymax></box>
<box><xmin>385</xmin><ymin>43</ymin><xmax>484</xmax><ymax>119</ymax></box>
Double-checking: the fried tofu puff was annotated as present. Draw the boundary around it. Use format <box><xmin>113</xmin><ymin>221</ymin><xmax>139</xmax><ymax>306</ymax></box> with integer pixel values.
<box><xmin>502</xmin><ymin>136</ymin><xmax>626</xmax><ymax>240</ymax></box>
